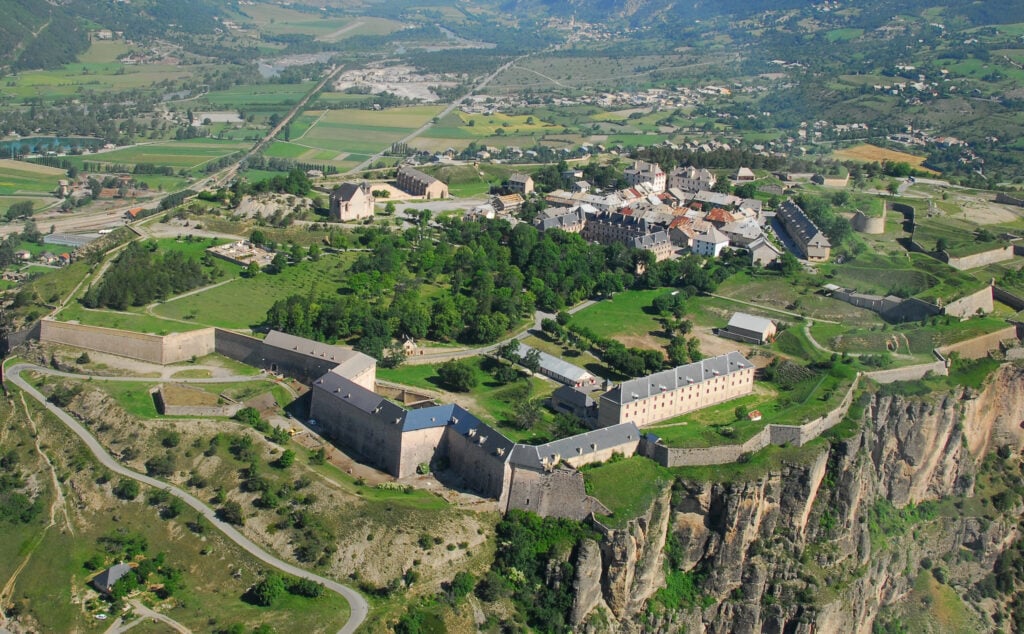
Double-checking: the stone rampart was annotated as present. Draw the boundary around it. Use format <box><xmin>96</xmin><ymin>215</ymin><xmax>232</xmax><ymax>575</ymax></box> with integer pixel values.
<box><xmin>996</xmin><ymin>192</ymin><xmax>1024</xmax><ymax>208</ymax></box>
<box><xmin>863</xmin><ymin>361</ymin><xmax>948</xmax><ymax>384</ymax></box>
<box><xmin>213</xmin><ymin>329</ymin><xmax>263</xmax><ymax>366</ymax></box>
<box><xmin>851</xmin><ymin>209</ymin><xmax>886</xmax><ymax>234</ymax></box>
<box><xmin>943</xmin><ymin>286</ymin><xmax>994</xmax><ymax>319</ymax></box>
<box><xmin>994</xmin><ymin>286</ymin><xmax>1024</xmax><ymax>311</ymax></box>
<box><xmin>6</xmin><ymin>320</ymin><xmax>41</xmax><ymax>352</ymax></box>
<box><xmin>39</xmin><ymin>319</ymin><xmax>216</xmax><ymax>364</ymax></box>
<box><xmin>937</xmin><ymin>325</ymin><xmax>1020</xmax><ymax>360</ymax></box>
<box><xmin>639</xmin><ymin>377</ymin><xmax>860</xmax><ymax>468</ymax></box>
<box><xmin>945</xmin><ymin>247</ymin><xmax>1015</xmax><ymax>271</ymax></box>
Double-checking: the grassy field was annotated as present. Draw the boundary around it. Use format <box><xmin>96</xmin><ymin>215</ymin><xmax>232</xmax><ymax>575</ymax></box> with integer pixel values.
<box><xmin>153</xmin><ymin>253</ymin><xmax>348</xmax><ymax>330</ymax></box>
<box><xmin>912</xmin><ymin>216</ymin><xmax>1005</xmax><ymax>258</ymax></box>
<box><xmin>826</xmin><ymin>252</ymin><xmax>986</xmax><ymax>304</ymax></box>
<box><xmin>569</xmin><ymin>290</ymin><xmax>667</xmax><ymax>341</ymax></box>
<box><xmin>0</xmin><ymin>60</ymin><xmax>192</xmax><ymax>102</ymax></box>
<box><xmin>0</xmin><ymin>159</ymin><xmax>66</xmax><ymax>195</ymax></box>
<box><xmin>76</xmin><ymin>140</ymin><xmax>249</xmax><ymax>172</ymax></box>
<box><xmin>292</xmin><ymin>107</ymin><xmax>444</xmax><ymax>159</ymax></box>
<box><xmin>417</xmin><ymin>163</ymin><xmax>519</xmax><ymax>197</ymax></box>
<box><xmin>201</xmin><ymin>83</ymin><xmax>312</xmax><ymax>112</ymax></box>
<box><xmin>583</xmin><ymin>457</ymin><xmax>672</xmax><ymax>528</ymax></box>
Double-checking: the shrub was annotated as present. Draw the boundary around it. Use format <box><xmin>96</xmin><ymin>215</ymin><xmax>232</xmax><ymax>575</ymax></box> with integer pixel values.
<box><xmin>113</xmin><ymin>478</ymin><xmax>139</xmax><ymax>500</ymax></box>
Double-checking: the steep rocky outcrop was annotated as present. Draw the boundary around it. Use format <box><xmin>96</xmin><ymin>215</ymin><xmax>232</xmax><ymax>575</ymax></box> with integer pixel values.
<box><xmin>572</xmin><ymin>363</ymin><xmax>1024</xmax><ymax>633</ymax></box>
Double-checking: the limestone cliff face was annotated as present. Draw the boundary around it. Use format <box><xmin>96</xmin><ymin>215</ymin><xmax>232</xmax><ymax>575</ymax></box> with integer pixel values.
<box><xmin>571</xmin><ymin>364</ymin><xmax>1024</xmax><ymax>633</ymax></box>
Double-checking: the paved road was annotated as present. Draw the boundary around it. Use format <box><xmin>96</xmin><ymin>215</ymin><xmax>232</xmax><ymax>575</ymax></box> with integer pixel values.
<box><xmin>5</xmin><ymin>363</ymin><xmax>368</xmax><ymax>634</ymax></box>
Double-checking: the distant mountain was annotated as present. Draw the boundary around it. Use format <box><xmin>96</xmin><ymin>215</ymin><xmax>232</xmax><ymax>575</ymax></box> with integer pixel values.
<box><xmin>0</xmin><ymin>0</ymin><xmax>89</xmax><ymax>71</ymax></box>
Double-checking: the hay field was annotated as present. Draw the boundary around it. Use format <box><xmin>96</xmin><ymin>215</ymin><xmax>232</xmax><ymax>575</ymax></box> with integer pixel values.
<box><xmin>833</xmin><ymin>144</ymin><xmax>939</xmax><ymax>173</ymax></box>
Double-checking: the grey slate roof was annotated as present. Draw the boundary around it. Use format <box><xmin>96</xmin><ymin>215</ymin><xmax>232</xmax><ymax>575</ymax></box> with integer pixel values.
<box><xmin>727</xmin><ymin>312</ymin><xmax>774</xmax><ymax>335</ymax></box>
<box><xmin>602</xmin><ymin>351</ymin><xmax>752</xmax><ymax>406</ymax></box>
<box><xmin>92</xmin><ymin>563</ymin><xmax>132</xmax><ymax>593</ymax></box>
<box><xmin>265</xmin><ymin>330</ymin><xmax>358</xmax><ymax>364</ymax></box>
<box><xmin>449</xmin><ymin>415</ymin><xmax>516</xmax><ymax>460</ymax></box>
<box><xmin>536</xmin><ymin>206</ymin><xmax>586</xmax><ymax>231</ymax></box>
<box><xmin>508</xmin><ymin>422</ymin><xmax>641</xmax><ymax>470</ymax></box>
<box><xmin>777</xmin><ymin>199</ymin><xmax>831</xmax><ymax>248</ymax></box>
<box><xmin>552</xmin><ymin>385</ymin><xmax>595</xmax><ymax>408</ymax></box>
<box><xmin>313</xmin><ymin>371</ymin><xmax>405</xmax><ymax>422</ymax></box>
<box><xmin>630</xmin><ymin>230</ymin><xmax>671</xmax><ymax>250</ymax></box>
<box><xmin>515</xmin><ymin>342</ymin><xmax>592</xmax><ymax>384</ymax></box>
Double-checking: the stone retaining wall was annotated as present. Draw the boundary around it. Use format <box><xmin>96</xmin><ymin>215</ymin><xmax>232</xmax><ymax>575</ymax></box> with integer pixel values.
<box><xmin>639</xmin><ymin>377</ymin><xmax>861</xmax><ymax>467</ymax></box>
<box><xmin>862</xmin><ymin>361</ymin><xmax>948</xmax><ymax>384</ymax></box>
<box><xmin>994</xmin><ymin>286</ymin><xmax>1024</xmax><ymax>311</ymax></box>
<box><xmin>944</xmin><ymin>247</ymin><xmax>1015</xmax><ymax>271</ymax></box>
<box><xmin>39</xmin><ymin>319</ymin><xmax>216</xmax><ymax>364</ymax></box>
<box><xmin>937</xmin><ymin>325</ymin><xmax>1020</xmax><ymax>360</ymax></box>
<box><xmin>851</xmin><ymin>209</ymin><xmax>886</xmax><ymax>234</ymax></box>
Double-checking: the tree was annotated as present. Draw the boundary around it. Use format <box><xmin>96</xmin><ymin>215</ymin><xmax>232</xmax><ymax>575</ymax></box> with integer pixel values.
<box><xmin>113</xmin><ymin>478</ymin><xmax>139</xmax><ymax>500</ymax></box>
<box><xmin>384</xmin><ymin>201</ymin><xmax>396</xmax><ymax>215</ymax></box>
<box><xmin>307</xmin><ymin>244</ymin><xmax>321</xmax><ymax>261</ymax></box>
<box><xmin>217</xmin><ymin>501</ymin><xmax>244</xmax><ymax>526</ymax></box>
<box><xmin>521</xmin><ymin>348</ymin><xmax>542</xmax><ymax>374</ymax></box>
<box><xmin>274</xmin><ymin>449</ymin><xmax>295</xmax><ymax>469</ymax></box>
<box><xmin>886</xmin><ymin>180</ymin><xmax>900</xmax><ymax>196</ymax></box>
<box><xmin>935</xmin><ymin>237</ymin><xmax>949</xmax><ymax>252</ymax></box>
<box><xmin>245</xmin><ymin>261</ymin><xmax>260</xmax><ymax>277</ymax></box>
<box><xmin>437</xmin><ymin>359</ymin><xmax>477</xmax><ymax>392</ymax></box>
<box><xmin>496</xmin><ymin>340</ymin><xmax>521</xmax><ymax>364</ymax></box>
<box><xmin>511</xmin><ymin>397</ymin><xmax>543</xmax><ymax>430</ymax></box>
<box><xmin>250</xmin><ymin>572</ymin><xmax>285</xmax><ymax>607</ymax></box>
<box><xmin>779</xmin><ymin>251</ymin><xmax>801</xmax><ymax>276</ymax></box>
<box><xmin>268</xmin><ymin>252</ymin><xmax>288</xmax><ymax>274</ymax></box>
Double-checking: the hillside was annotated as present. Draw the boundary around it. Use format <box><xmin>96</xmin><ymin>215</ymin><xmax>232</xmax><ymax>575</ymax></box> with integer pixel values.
<box><xmin>0</xmin><ymin>0</ymin><xmax>88</xmax><ymax>71</ymax></box>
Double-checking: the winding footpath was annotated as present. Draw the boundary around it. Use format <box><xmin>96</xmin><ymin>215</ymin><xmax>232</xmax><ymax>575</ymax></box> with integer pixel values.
<box><xmin>5</xmin><ymin>363</ymin><xmax>369</xmax><ymax>634</ymax></box>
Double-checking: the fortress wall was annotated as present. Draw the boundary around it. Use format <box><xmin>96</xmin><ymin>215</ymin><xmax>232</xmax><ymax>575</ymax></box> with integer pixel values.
<box><xmin>937</xmin><ymin>326</ymin><xmax>1020</xmax><ymax>360</ymax></box>
<box><xmin>445</xmin><ymin>429</ymin><xmax>511</xmax><ymax>501</ymax></box>
<box><xmin>882</xmin><ymin>297</ymin><xmax>941</xmax><ymax>323</ymax></box>
<box><xmin>993</xmin><ymin>286</ymin><xmax>1024</xmax><ymax>311</ymax></box>
<box><xmin>213</xmin><ymin>329</ymin><xmax>263</xmax><ymax>366</ymax></box>
<box><xmin>7</xmin><ymin>320</ymin><xmax>41</xmax><ymax>351</ymax></box>
<box><xmin>396</xmin><ymin>426</ymin><xmax>446</xmax><ymax>479</ymax></box>
<box><xmin>943</xmin><ymin>286</ymin><xmax>994</xmax><ymax>319</ymax></box>
<box><xmin>851</xmin><ymin>210</ymin><xmax>886</xmax><ymax>234</ymax></box>
<box><xmin>505</xmin><ymin>468</ymin><xmax>608</xmax><ymax>521</ymax></box>
<box><xmin>309</xmin><ymin>386</ymin><xmax>403</xmax><ymax>475</ymax></box>
<box><xmin>945</xmin><ymin>247</ymin><xmax>1015</xmax><ymax>271</ymax></box>
<box><xmin>39</xmin><ymin>319</ymin><xmax>193</xmax><ymax>364</ymax></box>
<box><xmin>161</xmin><ymin>329</ymin><xmax>217</xmax><ymax>364</ymax></box>
<box><xmin>864</xmin><ymin>361</ymin><xmax>948</xmax><ymax>384</ymax></box>
<box><xmin>995</xmin><ymin>192</ymin><xmax>1024</xmax><ymax>207</ymax></box>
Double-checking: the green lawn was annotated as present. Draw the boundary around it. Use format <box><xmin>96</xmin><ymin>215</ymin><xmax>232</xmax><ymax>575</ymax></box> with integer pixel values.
<box><xmin>583</xmin><ymin>457</ymin><xmax>672</xmax><ymax>528</ymax></box>
<box><xmin>569</xmin><ymin>289</ymin><xmax>666</xmax><ymax>340</ymax></box>
<box><xmin>671</xmin><ymin>437</ymin><xmax>831</xmax><ymax>483</ymax></box>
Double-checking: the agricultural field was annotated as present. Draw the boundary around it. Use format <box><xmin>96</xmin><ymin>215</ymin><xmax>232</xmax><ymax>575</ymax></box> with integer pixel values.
<box><xmin>290</xmin><ymin>106</ymin><xmax>444</xmax><ymax>160</ymax></box>
<box><xmin>236</xmin><ymin>3</ymin><xmax>403</xmax><ymax>40</ymax></box>
<box><xmin>201</xmin><ymin>83</ymin><xmax>313</xmax><ymax>114</ymax></box>
<box><xmin>832</xmin><ymin>144</ymin><xmax>937</xmax><ymax>172</ymax></box>
<box><xmin>71</xmin><ymin>139</ymin><xmax>249</xmax><ymax>172</ymax></box>
<box><xmin>0</xmin><ymin>159</ymin><xmax>66</xmax><ymax>196</ymax></box>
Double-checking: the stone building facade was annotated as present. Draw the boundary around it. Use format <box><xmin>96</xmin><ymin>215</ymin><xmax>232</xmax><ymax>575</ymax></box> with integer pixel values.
<box><xmin>329</xmin><ymin>182</ymin><xmax>375</xmax><ymax>221</ymax></box>
<box><xmin>777</xmin><ymin>199</ymin><xmax>831</xmax><ymax>261</ymax></box>
<box><xmin>396</xmin><ymin>166</ymin><xmax>448</xmax><ymax>199</ymax></box>
<box><xmin>597</xmin><ymin>352</ymin><xmax>755</xmax><ymax>428</ymax></box>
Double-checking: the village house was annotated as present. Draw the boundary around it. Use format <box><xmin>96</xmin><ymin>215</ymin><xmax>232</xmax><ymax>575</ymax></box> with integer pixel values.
<box><xmin>507</xmin><ymin>172</ymin><xmax>535</xmax><ymax>195</ymax></box>
<box><xmin>91</xmin><ymin>563</ymin><xmax>132</xmax><ymax>595</ymax></box>
<box><xmin>624</xmin><ymin>160</ymin><xmax>666</xmax><ymax>193</ymax></box>
<box><xmin>776</xmin><ymin>198</ymin><xmax>832</xmax><ymax>261</ymax></box>
<box><xmin>396</xmin><ymin>165</ymin><xmax>448</xmax><ymax>199</ymax></box>
<box><xmin>720</xmin><ymin>218</ymin><xmax>764</xmax><ymax>247</ymax></box>
<box><xmin>692</xmin><ymin>226</ymin><xmax>730</xmax><ymax>257</ymax></box>
<box><xmin>733</xmin><ymin>167</ymin><xmax>756</xmax><ymax>182</ymax></box>
<box><xmin>535</xmin><ymin>206</ymin><xmax>589</xmax><ymax>233</ymax></box>
<box><xmin>748</xmin><ymin>236</ymin><xmax>783</xmax><ymax>267</ymax></box>
<box><xmin>493</xmin><ymin>193</ymin><xmax>525</xmax><ymax>214</ymax></box>
<box><xmin>669</xmin><ymin>165</ymin><xmax>716</xmax><ymax>192</ymax></box>
<box><xmin>329</xmin><ymin>182</ymin><xmax>375</xmax><ymax>222</ymax></box>
<box><xmin>597</xmin><ymin>352</ymin><xmax>755</xmax><ymax>427</ymax></box>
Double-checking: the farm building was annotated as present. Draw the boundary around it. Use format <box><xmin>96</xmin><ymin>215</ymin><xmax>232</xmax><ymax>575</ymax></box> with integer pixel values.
<box><xmin>720</xmin><ymin>312</ymin><xmax>777</xmax><ymax>344</ymax></box>
<box><xmin>597</xmin><ymin>351</ymin><xmax>755</xmax><ymax>427</ymax></box>
<box><xmin>507</xmin><ymin>173</ymin><xmax>535</xmax><ymax>195</ymax></box>
<box><xmin>514</xmin><ymin>342</ymin><xmax>596</xmax><ymax>388</ymax></box>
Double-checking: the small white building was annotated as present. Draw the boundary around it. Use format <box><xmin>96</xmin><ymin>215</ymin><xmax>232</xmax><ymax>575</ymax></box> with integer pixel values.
<box><xmin>692</xmin><ymin>226</ymin><xmax>730</xmax><ymax>257</ymax></box>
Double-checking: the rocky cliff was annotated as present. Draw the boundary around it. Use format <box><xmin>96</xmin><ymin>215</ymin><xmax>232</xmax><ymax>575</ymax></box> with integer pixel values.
<box><xmin>571</xmin><ymin>363</ymin><xmax>1024</xmax><ymax>633</ymax></box>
